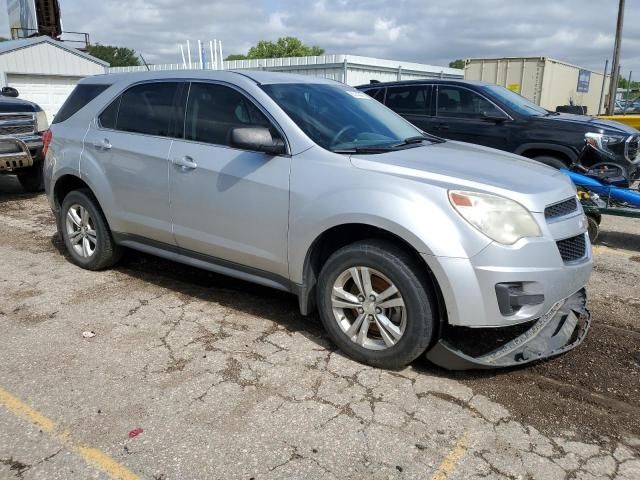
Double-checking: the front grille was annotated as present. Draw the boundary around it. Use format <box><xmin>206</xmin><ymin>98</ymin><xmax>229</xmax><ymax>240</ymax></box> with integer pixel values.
<box><xmin>627</xmin><ymin>135</ymin><xmax>639</xmax><ymax>161</ymax></box>
<box><xmin>0</xmin><ymin>113</ymin><xmax>33</xmax><ymax>122</ymax></box>
<box><xmin>0</xmin><ymin>125</ymin><xmax>34</xmax><ymax>135</ymax></box>
<box><xmin>545</xmin><ymin>197</ymin><xmax>578</xmax><ymax>219</ymax></box>
<box><xmin>0</xmin><ymin>113</ymin><xmax>35</xmax><ymax>137</ymax></box>
<box><xmin>556</xmin><ymin>234</ymin><xmax>587</xmax><ymax>262</ymax></box>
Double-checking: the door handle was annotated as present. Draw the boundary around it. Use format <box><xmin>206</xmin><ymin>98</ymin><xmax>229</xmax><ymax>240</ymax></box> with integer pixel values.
<box><xmin>436</xmin><ymin>123</ymin><xmax>449</xmax><ymax>131</ymax></box>
<box><xmin>172</xmin><ymin>155</ymin><xmax>198</xmax><ymax>170</ymax></box>
<box><xmin>93</xmin><ymin>139</ymin><xmax>112</xmax><ymax>150</ymax></box>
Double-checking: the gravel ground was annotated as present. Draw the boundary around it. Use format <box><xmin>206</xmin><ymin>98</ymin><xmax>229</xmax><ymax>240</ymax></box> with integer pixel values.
<box><xmin>0</xmin><ymin>175</ymin><xmax>638</xmax><ymax>480</ymax></box>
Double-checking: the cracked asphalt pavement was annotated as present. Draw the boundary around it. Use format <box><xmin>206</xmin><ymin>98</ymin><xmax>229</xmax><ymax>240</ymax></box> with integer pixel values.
<box><xmin>1</xmin><ymin>175</ymin><xmax>639</xmax><ymax>479</ymax></box>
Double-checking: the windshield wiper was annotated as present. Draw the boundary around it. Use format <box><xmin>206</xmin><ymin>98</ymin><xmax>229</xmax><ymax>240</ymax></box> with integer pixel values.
<box><xmin>544</xmin><ymin>111</ymin><xmax>561</xmax><ymax>116</ymax></box>
<box><xmin>332</xmin><ymin>133</ymin><xmax>446</xmax><ymax>154</ymax></box>
<box><xmin>332</xmin><ymin>145</ymin><xmax>394</xmax><ymax>154</ymax></box>
<box><xmin>397</xmin><ymin>134</ymin><xmax>446</xmax><ymax>146</ymax></box>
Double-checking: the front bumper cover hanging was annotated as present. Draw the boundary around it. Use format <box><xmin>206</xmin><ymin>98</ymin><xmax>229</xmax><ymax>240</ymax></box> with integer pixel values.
<box><xmin>426</xmin><ymin>289</ymin><xmax>591</xmax><ymax>370</ymax></box>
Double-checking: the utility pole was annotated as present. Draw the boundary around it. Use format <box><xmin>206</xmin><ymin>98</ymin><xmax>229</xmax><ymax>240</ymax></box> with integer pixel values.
<box><xmin>598</xmin><ymin>59</ymin><xmax>608</xmax><ymax>115</ymax></box>
<box><xmin>624</xmin><ymin>70</ymin><xmax>632</xmax><ymax>112</ymax></box>
<box><xmin>606</xmin><ymin>0</ymin><xmax>625</xmax><ymax>115</ymax></box>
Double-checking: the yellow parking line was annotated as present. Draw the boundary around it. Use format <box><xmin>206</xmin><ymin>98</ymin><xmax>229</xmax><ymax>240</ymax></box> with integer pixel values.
<box><xmin>0</xmin><ymin>386</ymin><xmax>140</xmax><ymax>480</ymax></box>
<box><xmin>431</xmin><ymin>432</ymin><xmax>469</xmax><ymax>480</ymax></box>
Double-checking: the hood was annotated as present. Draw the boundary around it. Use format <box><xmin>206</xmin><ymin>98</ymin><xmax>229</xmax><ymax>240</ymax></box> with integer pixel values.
<box><xmin>349</xmin><ymin>141</ymin><xmax>577</xmax><ymax>213</ymax></box>
<box><xmin>0</xmin><ymin>96</ymin><xmax>41</xmax><ymax>113</ymax></box>
<box><xmin>540</xmin><ymin>113</ymin><xmax>638</xmax><ymax>135</ymax></box>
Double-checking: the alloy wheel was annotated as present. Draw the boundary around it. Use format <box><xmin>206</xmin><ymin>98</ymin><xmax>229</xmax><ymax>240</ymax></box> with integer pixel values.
<box><xmin>65</xmin><ymin>204</ymin><xmax>97</xmax><ymax>258</ymax></box>
<box><xmin>331</xmin><ymin>266</ymin><xmax>406</xmax><ymax>350</ymax></box>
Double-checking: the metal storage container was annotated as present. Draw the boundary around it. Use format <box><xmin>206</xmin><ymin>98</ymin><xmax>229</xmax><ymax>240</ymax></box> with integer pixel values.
<box><xmin>464</xmin><ymin>57</ymin><xmax>610</xmax><ymax>115</ymax></box>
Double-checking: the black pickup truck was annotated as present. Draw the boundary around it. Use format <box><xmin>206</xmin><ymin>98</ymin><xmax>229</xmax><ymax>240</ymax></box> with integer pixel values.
<box><xmin>0</xmin><ymin>87</ymin><xmax>49</xmax><ymax>192</ymax></box>
<box><xmin>357</xmin><ymin>79</ymin><xmax>639</xmax><ymax>181</ymax></box>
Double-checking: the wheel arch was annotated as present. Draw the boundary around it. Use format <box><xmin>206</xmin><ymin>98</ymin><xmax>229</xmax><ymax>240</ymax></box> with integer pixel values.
<box><xmin>52</xmin><ymin>174</ymin><xmax>92</xmax><ymax>211</ymax></box>
<box><xmin>515</xmin><ymin>143</ymin><xmax>578</xmax><ymax>164</ymax></box>
<box><xmin>295</xmin><ymin>222</ymin><xmax>447</xmax><ymax>333</ymax></box>
<box><xmin>52</xmin><ymin>174</ymin><xmax>116</xmax><ymax>233</ymax></box>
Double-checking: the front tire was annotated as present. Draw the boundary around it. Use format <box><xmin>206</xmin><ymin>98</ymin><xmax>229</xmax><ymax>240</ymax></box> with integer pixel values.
<box><xmin>534</xmin><ymin>155</ymin><xmax>567</xmax><ymax>170</ymax></box>
<box><xmin>316</xmin><ymin>240</ymin><xmax>436</xmax><ymax>369</ymax></box>
<box><xmin>60</xmin><ymin>189</ymin><xmax>122</xmax><ymax>270</ymax></box>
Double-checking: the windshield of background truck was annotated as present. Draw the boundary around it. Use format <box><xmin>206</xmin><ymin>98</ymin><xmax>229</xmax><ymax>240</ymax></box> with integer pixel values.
<box><xmin>261</xmin><ymin>83</ymin><xmax>422</xmax><ymax>152</ymax></box>
<box><xmin>483</xmin><ymin>85</ymin><xmax>548</xmax><ymax>116</ymax></box>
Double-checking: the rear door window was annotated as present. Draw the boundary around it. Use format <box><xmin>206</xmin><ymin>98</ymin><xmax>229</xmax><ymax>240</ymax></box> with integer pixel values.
<box><xmin>385</xmin><ymin>85</ymin><xmax>431</xmax><ymax>115</ymax></box>
<box><xmin>114</xmin><ymin>82</ymin><xmax>182</xmax><ymax>137</ymax></box>
<box><xmin>436</xmin><ymin>86</ymin><xmax>502</xmax><ymax>118</ymax></box>
<box><xmin>52</xmin><ymin>84</ymin><xmax>110</xmax><ymax>124</ymax></box>
<box><xmin>185</xmin><ymin>82</ymin><xmax>281</xmax><ymax>146</ymax></box>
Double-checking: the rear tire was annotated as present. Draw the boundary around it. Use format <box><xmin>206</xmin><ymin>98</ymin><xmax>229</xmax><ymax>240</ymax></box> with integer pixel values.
<box><xmin>316</xmin><ymin>239</ymin><xmax>435</xmax><ymax>369</ymax></box>
<box><xmin>534</xmin><ymin>155</ymin><xmax>567</xmax><ymax>170</ymax></box>
<box><xmin>17</xmin><ymin>161</ymin><xmax>44</xmax><ymax>192</ymax></box>
<box><xmin>60</xmin><ymin>189</ymin><xmax>122</xmax><ymax>270</ymax></box>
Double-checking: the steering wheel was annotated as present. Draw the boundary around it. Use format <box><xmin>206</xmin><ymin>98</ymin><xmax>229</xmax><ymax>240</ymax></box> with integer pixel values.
<box><xmin>330</xmin><ymin>125</ymin><xmax>357</xmax><ymax>149</ymax></box>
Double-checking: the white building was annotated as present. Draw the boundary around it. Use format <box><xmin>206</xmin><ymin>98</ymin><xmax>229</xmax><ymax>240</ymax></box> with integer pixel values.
<box><xmin>110</xmin><ymin>54</ymin><xmax>463</xmax><ymax>86</ymax></box>
<box><xmin>0</xmin><ymin>36</ymin><xmax>108</xmax><ymax>122</ymax></box>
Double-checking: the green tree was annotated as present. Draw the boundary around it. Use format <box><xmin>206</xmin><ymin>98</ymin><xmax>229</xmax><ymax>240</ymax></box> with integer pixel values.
<box><xmin>449</xmin><ymin>59</ymin><xmax>465</xmax><ymax>69</ymax></box>
<box><xmin>226</xmin><ymin>37</ymin><xmax>324</xmax><ymax>61</ymax></box>
<box><xmin>618</xmin><ymin>77</ymin><xmax>640</xmax><ymax>90</ymax></box>
<box><xmin>86</xmin><ymin>44</ymin><xmax>140</xmax><ymax>67</ymax></box>
<box><xmin>0</xmin><ymin>37</ymin><xmax>7</xmax><ymax>42</ymax></box>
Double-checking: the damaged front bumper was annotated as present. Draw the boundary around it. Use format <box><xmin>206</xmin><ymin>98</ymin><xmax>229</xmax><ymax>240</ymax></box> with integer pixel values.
<box><xmin>426</xmin><ymin>289</ymin><xmax>591</xmax><ymax>370</ymax></box>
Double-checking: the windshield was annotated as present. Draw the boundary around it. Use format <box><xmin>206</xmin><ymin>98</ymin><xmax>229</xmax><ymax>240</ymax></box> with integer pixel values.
<box><xmin>261</xmin><ymin>83</ymin><xmax>424</xmax><ymax>152</ymax></box>
<box><xmin>482</xmin><ymin>85</ymin><xmax>548</xmax><ymax>116</ymax></box>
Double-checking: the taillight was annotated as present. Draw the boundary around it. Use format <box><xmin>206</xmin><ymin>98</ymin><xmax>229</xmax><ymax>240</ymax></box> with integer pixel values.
<box><xmin>42</xmin><ymin>129</ymin><xmax>52</xmax><ymax>158</ymax></box>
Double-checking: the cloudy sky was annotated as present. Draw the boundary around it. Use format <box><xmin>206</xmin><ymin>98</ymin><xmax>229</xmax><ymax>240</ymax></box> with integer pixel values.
<box><xmin>2</xmin><ymin>0</ymin><xmax>639</xmax><ymax>75</ymax></box>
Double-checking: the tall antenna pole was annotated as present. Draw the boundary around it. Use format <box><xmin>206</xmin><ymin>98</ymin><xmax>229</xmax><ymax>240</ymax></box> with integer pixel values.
<box><xmin>180</xmin><ymin>44</ymin><xmax>187</xmax><ymax>69</ymax></box>
<box><xmin>139</xmin><ymin>54</ymin><xmax>150</xmax><ymax>71</ymax></box>
<box><xmin>213</xmin><ymin>39</ymin><xmax>218</xmax><ymax>70</ymax></box>
<box><xmin>187</xmin><ymin>40</ymin><xmax>192</xmax><ymax>69</ymax></box>
<box><xmin>606</xmin><ymin>0</ymin><xmax>625</xmax><ymax>115</ymax></box>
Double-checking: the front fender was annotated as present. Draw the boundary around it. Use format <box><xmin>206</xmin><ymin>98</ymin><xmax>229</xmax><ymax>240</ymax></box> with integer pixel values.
<box><xmin>287</xmin><ymin>157</ymin><xmax>492</xmax><ymax>284</ymax></box>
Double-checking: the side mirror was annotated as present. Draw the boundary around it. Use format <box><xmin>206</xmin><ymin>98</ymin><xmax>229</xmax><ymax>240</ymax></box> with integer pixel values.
<box><xmin>481</xmin><ymin>111</ymin><xmax>507</xmax><ymax>122</ymax></box>
<box><xmin>1</xmin><ymin>86</ymin><xmax>19</xmax><ymax>98</ymax></box>
<box><xmin>230</xmin><ymin>127</ymin><xmax>286</xmax><ymax>155</ymax></box>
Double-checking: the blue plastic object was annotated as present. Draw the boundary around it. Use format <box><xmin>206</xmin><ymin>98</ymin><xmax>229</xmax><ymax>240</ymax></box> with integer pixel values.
<box><xmin>561</xmin><ymin>168</ymin><xmax>640</xmax><ymax>208</ymax></box>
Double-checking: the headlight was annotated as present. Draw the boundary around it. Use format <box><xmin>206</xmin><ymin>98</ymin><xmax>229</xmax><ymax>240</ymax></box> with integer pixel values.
<box><xmin>35</xmin><ymin>110</ymin><xmax>48</xmax><ymax>133</ymax></box>
<box><xmin>449</xmin><ymin>190</ymin><xmax>541</xmax><ymax>245</ymax></box>
<box><xmin>585</xmin><ymin>132</ymin><xmax>625</xmax><ymax>156</ymax></box>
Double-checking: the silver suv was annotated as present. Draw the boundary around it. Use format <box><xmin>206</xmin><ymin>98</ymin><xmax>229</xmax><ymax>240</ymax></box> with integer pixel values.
<box><xmin>44</xmin><ymin>71</ymin><xmax>592</xmax><ymax>370</ymax></box>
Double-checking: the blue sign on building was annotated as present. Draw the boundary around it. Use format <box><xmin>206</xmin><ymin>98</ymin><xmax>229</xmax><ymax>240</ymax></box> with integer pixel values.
<box><xmin>577</xmin><ymin>69</ymin><xmax>591</xmax><ymax>93</ymax></box>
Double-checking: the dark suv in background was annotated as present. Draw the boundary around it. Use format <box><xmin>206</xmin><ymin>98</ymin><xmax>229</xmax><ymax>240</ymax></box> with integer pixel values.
<box><xmin>0</xmin><ymin>86</ymin><xmax>49</xmax><ymax>191</ymax></box>
<box><xmin>357</xmin><ymin>80</ymin><xmax>639</xmax><ymax>180</ymax></box>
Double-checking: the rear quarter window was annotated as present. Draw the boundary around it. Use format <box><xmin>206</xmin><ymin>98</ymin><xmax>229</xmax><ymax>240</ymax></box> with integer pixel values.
<box><xmin>52</xmin><ymin>84</ymin><xmax>110</xmax><ymax>124</ymax></box>
<box><xmin>114</xmin><ymin>82</ymin><xmax>182</xmax><ymax>137</ymax></box>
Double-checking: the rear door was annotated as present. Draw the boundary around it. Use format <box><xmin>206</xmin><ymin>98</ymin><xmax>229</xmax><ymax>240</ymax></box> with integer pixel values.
<box><xmin>82</xmin><ymin>81</ymin><xmax>184</xmax><ymax>244</ymax></box>
<box><xmin>433</xmin><ymin>85</ymin><xmax>510</xmax><ymax>149</ymax></box>
<box><xmin>384</xmin><ymin>84</ymin><xmax>435</xmax><ymax>133</ymax></box>
<box><xmin>49</xmin><ymin>83</ymin><xmax>111</xmax><ymax>191</ymax></box>
<box><xmin>168</xmin><ymin>82</ymin><xmax>291</xmax><ymax>278</ymax></box>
